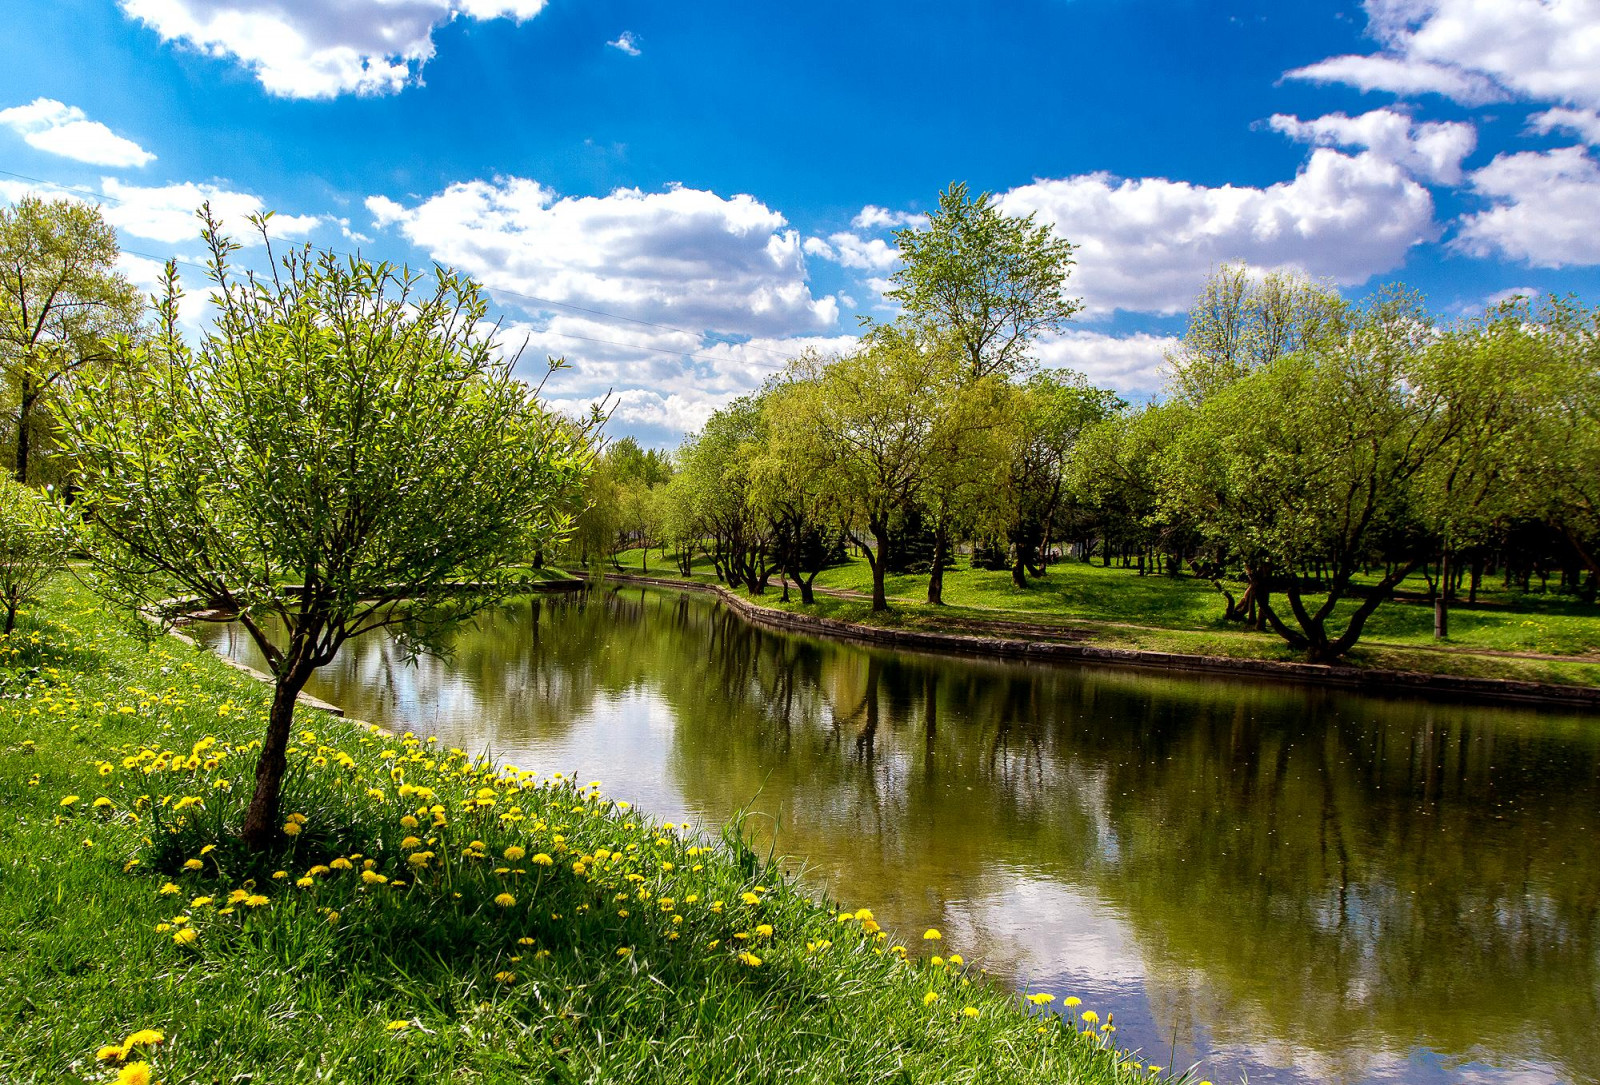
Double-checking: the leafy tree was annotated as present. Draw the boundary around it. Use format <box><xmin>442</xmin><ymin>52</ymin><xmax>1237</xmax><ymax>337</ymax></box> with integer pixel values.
<box><xmin>886</xmin><ymin>182</ymin><xmax>1081</xmax><ymax>601</ymax></box>
<box><xmin>886</xmin><ymin>182</ymin><xmax>1080</xmax><ymax>381</ymax></box>
<box><xmin>60</xmin><ymin>210</ymin><xmax>595</xmax><ymax>849</ymax></box>
<box><xmin>1162</xmin><ymin>292</ymin><xmax>1456</xmax><ymax>662</ymax></box>
<box><xmin>676</xmin><ymin>396</ymin><xmax>775</xmax><ymax>594</ymax></box>
<box><xmin>1165</xmin><ymin>263</ymin><xmax>1344</xmax><ymax>406</ymax></box>
<box><xmin>0</xmin><ymin>477</ymin><xmax>67</xmax><ymax>633</ymax></box>
<box><xmin>0</xmin><ymin>196</ymin><xmax>144</xmax><ymax>483</ymax></box>
<box><xmin>767</xmin><ymin>326</ymin><xmax>961</xmax><ymax>611</ymax></box>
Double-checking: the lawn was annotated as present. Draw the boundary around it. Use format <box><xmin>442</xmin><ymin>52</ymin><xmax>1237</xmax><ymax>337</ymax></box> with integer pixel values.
<box><xmin>0</xmin><ymin>578</ymin><xmax>1158</xmax><ymax>1085</ymax></box>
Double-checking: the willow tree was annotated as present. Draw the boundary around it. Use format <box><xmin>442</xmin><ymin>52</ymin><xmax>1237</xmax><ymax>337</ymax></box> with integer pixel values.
<box><xmin>0</xmin><ymin>477</ymin><xmax>67</xmax><ymax>633</ymax></box>
<box><xmin>60</xmin><ymin>208</ymin><xmax>595</xmax><ymax>849</ymax></box>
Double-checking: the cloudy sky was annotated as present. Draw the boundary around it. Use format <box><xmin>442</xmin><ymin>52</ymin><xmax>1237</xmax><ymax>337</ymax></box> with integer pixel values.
<box><xmin>4</xmin><ymin>0</ymin><xmax>1600</xmax><ymax>444</ymax></box>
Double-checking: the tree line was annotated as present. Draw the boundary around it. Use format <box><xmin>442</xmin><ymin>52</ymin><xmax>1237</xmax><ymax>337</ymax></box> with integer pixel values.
<box><xmin>571</xmin><ymin>192</ymin><xmax>1600</xmax><ymax>665</ymax></box>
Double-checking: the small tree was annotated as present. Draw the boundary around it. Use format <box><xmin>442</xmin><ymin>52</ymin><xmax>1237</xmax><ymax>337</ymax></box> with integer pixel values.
<box><xmin>0</xmin><ymin>196</ymin><xmax>144</xmax><ymax>483</ymax></box>
<box><xmin>0</xmin><ymin>478</ymin><xmax>68</xmax><ymax>633</ymax></box>
<box><xmin>61</xmin><ymin>209</ymin><xmax>595</xmax><ymax>850</ymax></box>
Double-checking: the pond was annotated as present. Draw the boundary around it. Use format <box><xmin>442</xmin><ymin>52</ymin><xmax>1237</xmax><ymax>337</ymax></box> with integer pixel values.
<box><xmin>194</xmin><ymin>583</ymin><xmax>1600</xmax><ymax>1085</ymax></box>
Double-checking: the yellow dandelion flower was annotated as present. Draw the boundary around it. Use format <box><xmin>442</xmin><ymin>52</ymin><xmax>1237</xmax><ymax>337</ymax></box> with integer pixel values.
<box><xmin>737</xmin><ymin>951</ymin><xmax>762</xmax><ymax>967</ymax></box>
<box><xmin>399</xmin><ymin>815</ymin><xmax>419</xmax><ymax>830</ymax></box>
<box><xmin>923</xmin><ymin>928</ymin><xmax>942</xmax><ymax>941</ymax></box>
<box><xmin>494</xmin><ymin>892</ymin><xmax>516</xmax><ymax>907</ymax></box>
<box><xmin>173</xmin><ymin>928</ymin><xmax>198</xmax><ymax>947</ymax></box>
<box><xmin>116</xmin><ymin>1063</ymin><xmax>152</xmax><ymax>1085</ymax></box>
<box><xmin>330</xmin><ymin>858</ymin><xmax>353</xmax><ymax>871</ymax></box>
<box><xmin>494</xmin><ymin>971</ymin><xmax>516</xmax><ymax>984</ymax></box>
<box><xmin>60</xmin><ymin>794</ymin><xmax>80</xmax><ymax>807</ymax></box>
<box><xmin>360</xmin><ymin>871</ymin><xmax>387</xmax><ymax>886</ymax></box>
<box><xmin>1027</xmin><ymin>993</ymin><xmax>1055</xmax><ymax>1006</ymax></box>
<box><xmin>962</xmin><ymin>1006</ymin><xmax>980</xmax><ymax>1019</ymax></box>
<box><xmin>182</xmin><ymin>858</ymin><xmax>203</xmax><ymax>871</ymax></box>
<box><xmin>922</xmin><ymin>992</ymin><xmax>940</xmax><ymax>1006</ymax></box>
<box><xmin>96</xmin><ymin>1044</ymin><xmax>125</xmax><ymax>1062</ymax></box>
<box><xmin>754</xmin><ymin>924</ymin><xmax>773</xmax><ymax>938</ymax></box>
<box><xmin>504</xmin><ymin>845</ymin><xmax>525</xmax><ymax>861</ymax></box>
<box><xmin>296</xmin><ymin>876</ymin><xmax>315</xmax><ymax>888</ymax></box>
<box><xmin>1081</xmin><ymin>1010</ymin><xmax>1099</xmax><ymax>1025</ymax></box>
<box><xmin>158</xmin><ymin>883</ymin><xmax>179</xmax><ymax>896</ymax></box>
<box><xmin>386</xmin><ymin>1020</ymin><xmax>410</xmax><ymax>1032</ymax></box>
<box><xmin>123</xmin><ymin>1029</ymin><xmax>165</xmax><ymax>1049</ymax></box>
<box><xmin>244</xmin><ymin>894</ymin><xmax>269</xmax><ymax>907</ymax></box>
<box><xmin>1064</xmin><ymin>996</ymin><xmax>1081</xmax><ymax>1008</ymax></box>
<box><xmin>740</xmin><ymin>892</ymin><xmax>760</xmax><ymax>906</ymax></box>
<box><xmin>400</xmin><ymin>836</ymin><xmax>422</xmax><ymax>850</ymax></box>
<box><xmin>282</xmin><ymin>821</ymin><xmax>301</xmax><ymax>836</ymax></box>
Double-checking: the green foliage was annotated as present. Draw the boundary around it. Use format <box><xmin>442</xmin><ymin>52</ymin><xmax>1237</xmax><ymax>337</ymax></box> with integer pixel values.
<box><xmin>0</xmin><ymin>196</ymin><xmax>144</xmax><ymax>484</ymax></box>
<box><xmin>58</xmin><ymin>206</ymin><xmax>595</xmax><ymax>846</ymax></box>
<box><xmin>886</xmin><ymin>182</ymin><xmax>1080</xmax><ymax>380</ymax></box>
<box><xmin>0</xmin><ymin>478</ymin><xmax>68</xmax><ymax>633</ymax></box>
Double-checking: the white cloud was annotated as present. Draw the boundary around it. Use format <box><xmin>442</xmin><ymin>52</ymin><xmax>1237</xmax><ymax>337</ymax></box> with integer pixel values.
<box><xmin>1287</xmin><ymin>0</ymin><xmax>1600</xmax><ymax>111</ymax></box>
<box><xmin>0</xmin><ymin>98</ymin><xmax>155</xmax><ymax>168</ymax></box>
<box><xmin>367</xmin><ymin>177</ymin><xmax>840</xmax><ymax>337</ymax></box>
<box><xmin>1035</xmin><ymin>330</ymin><xmax>1177</xmax><ymax>394</ymax></box>
<box><xmin>1268</xmin><ymin>108</ymin><xmax>1475</xmax><ymax>184</ymax></box>
<box><xmin>607</xmin><ymin>31</ymin><xmax>642</xmax><ymax>56</ymax></box>
<box><xmin>1529</xmin><ymin>106</ymin><xmax>1600</xmax><ymax>145</ymax></box>
<box><xmin>101</xmin><ymin>178</ymin><xmax>323</xmax><ymax>246</ymax></box>
<box><xmin>803</xmin><ymin>231</ymin><xmax>899</xmax><ymax>271</ymax></box>
<box><xmin>998</xmin><ymin>149</ymin><xmax>1436</xmax><ymax>315</ymax></box>
<box><xmin>851</xmin><ymin>205</ymin><xmax>927</xmax><ymax>231</ymax></box>
<box><xmin>118</xmin><ymin>0</ymin><xmax>549</xmax><ymax>99</ymax></box>
<box><xmin>495</xmin><ymin>316</ymin><xmax>858</xmax><ymax>440</ymax></box>
<box><xmin>1454</xmin><ymin>146</ymin><xmax>1600</xmax><ymax>267</ymax></box>
<box><xmin>1484</xmin><ymin>286</ymin><xmax>1543</xmax><ymax>307</ymax></box>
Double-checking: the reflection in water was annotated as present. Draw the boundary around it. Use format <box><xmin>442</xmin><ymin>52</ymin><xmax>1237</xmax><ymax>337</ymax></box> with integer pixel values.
<box><xmin>195</xmin><ymin>586</ymin><xmax>1600</xmax><ymax>1085</ymax></box>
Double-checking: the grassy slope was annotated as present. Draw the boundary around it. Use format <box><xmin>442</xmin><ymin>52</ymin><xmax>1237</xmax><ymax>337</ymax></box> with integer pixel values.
<box><xmin>0</xmin><ymin>580</ymin><xmax>1157</xmax><ymax>1085</ymax></box>
<box><xmin>598</xmin><ymin>549</ymin><xmax>1600</xmax><ymax>687</ymax></box>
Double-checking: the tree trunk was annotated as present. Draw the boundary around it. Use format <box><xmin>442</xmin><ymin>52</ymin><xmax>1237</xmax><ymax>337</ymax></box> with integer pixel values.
<box><xmin>927</xmin><ymin>522</ymin><xmax>948</xmax><ymax>606</ymax></box>
<box><xmin>868</xmin><ymin>526</ymin><xmax>889</xmax><ymax>612</ymax></box>
<box><xmin>240</xmin><ymin>664</ymin><xmax>314</xmax><ymax>850</ymax></box>
<box><xmin>15</xmin><ymin>376</ymin><xmax>36</xmax><ymax>484</ymax></box>
<box><xmin>1011</xmin><ymin>550</ymin><xmax>1027</xmax><ymax>588</ymax></box>
<box><xmin>1434</xmin><ymin>550</ymin><xmax>1450</xmax><ymax>641</ymax></box>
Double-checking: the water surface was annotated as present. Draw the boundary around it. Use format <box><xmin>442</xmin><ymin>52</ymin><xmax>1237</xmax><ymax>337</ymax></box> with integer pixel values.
<box><xmin>195</xmin><ymin>585</ymin><xmax>1600</xmax><ymax>1085</ymax></box>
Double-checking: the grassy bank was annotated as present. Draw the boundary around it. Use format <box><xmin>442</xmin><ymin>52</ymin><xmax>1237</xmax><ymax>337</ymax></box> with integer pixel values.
<box><xmin>0</xmin><ymin>580</ymin><xmax>1163</xmax><ymax>1085</ymax></box>
<box><xmin>596</xmin><ymin>550</ymin><xmax>1600</xmax><ymax>687</ymax></box>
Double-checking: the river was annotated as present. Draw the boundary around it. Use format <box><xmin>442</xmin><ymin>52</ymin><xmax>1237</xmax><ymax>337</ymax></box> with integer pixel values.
<box><xmin>194</xmin><ymin>584</ymin><xmax>1600</xmax><ymax>1085</ymax></box>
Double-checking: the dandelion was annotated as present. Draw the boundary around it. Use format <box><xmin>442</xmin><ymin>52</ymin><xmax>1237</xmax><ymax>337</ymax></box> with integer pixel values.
<box><xmin>123</xmin><ymin>1029</ymin><xmax>164</xmax><ymax>1048</ymax></box>
<box><xmin>399</xmin><ymin>815</ymin><xmax>419</xmax><ymax>830</ymax></box>
<box><xmin>922</xmin><ymin>991</ymin><xmax>940</xmax><ymax>1006</ymax></box>
<box><xmin>173</xmin><ymin>927</ymin><xmax>199</xmax><ymax>946</ymax></box>
<box><xmin>182</xmin><ymin>858</ymin><xmax>203</xmax><ymax>871</ymax></box>
<box><xmin>494</xmin><ymin>971</ymin><xmax>516</xmax><ymax>984</ymax></box>
<box><xmin>400</xmin><ymin>836</ymin><xmax>422</xmax><ymax>850</ymax></box>
<box><xmin>1063</xmin><ymin>996</ymin><xmax>1081</xmax><ymax>1007</ymax></box>
<box><xmin>93</xmin><ymin>797</ymin><xmax>114</xmax><ymax>809</ymax></box>
<box><xmin>282</xmin><ymin>821</ymin><xmax>301</xmax><ymax>836</ymax></box>
<box><xmin>923</xmin><ymin>928</ymin><xmax>942</xmax><ymax>941</ymax></box>
<box><xmin>754</xmin><ymin>924</ymin><xmax>773</xmax><ymax>938</ymax></box>
<box><xmin>330</xmin><ymin>858</ymin><xmax>353</xmax><ymax>871</ymax></box>
<box><xmin>740</xmin><ymin>892</ymin><xmax>760</xmax><ymax>906</ymax></box>
<box><xmin>531</xmin><ymin>852</ymin><xmax>553</xmax><ymax>866</ymax></box>
<box><xmin>60</xmin><ymin>794</ymin><xmax>80</xmax><ymax>807</ymax></box>
<box><xmin>158</xmin><ymin>883</ymin><xmax>179</xmax><ymax>896</ymax></box>
<box><xmin>116</xmin><ymin>1063</ymin><xmax>152</xmax><ymax>1085</ymax></box>
<box><xmin>191</xmin><ymin>896</ymin><xmax>213</xmax><ymax>908</ymax></box>
<box><xmin>737</xmin><ymin>951</ymin><xmax>762</xmax><ymax>967</ymax></box>
<box><xmin>504</xmin><ymin>845</ymin><xmax>525</xmax><ymax>861</ymax></box>
<box><xmin>517</xmin><ymin>936</ymin><xmax>536</xmax><ymax>946</ymax></box>
<box><xmin>1081</xmin><ymin>1010</ymin><xmax>1099</xmax><ymax>1025</ymax></box>
<box><xmin>616</xmin><ymin>946</ymin><xmax>633</xmax><ymax>957</ymax></box>
<box><xmin>296</xmin><ymin>876</ymin><xmax>314</xmax><ymax>888</ymax></box>
<box><xmin>386</xmin><ymin>1020</ymin><xmax>410</xmax><ymax>1032</ymax></box>
<box><xmin>244</xmin><ymin>894</ymin><xmax>269</xmax><ymax>907</ymax></box>
<box><xmin>95</xmin><ymin>1044</ymin><xmax>125</xmax><ymax>1062</ymax></box>
<box><xmin>494</xmin><ymin>892</ymin><xmax>516</xmax><ymax>907</ymax></box>
<box><xmin>962</xmin><ymin>1007</ymin><xmax>980</xmax><ymax>1019</ymax></box>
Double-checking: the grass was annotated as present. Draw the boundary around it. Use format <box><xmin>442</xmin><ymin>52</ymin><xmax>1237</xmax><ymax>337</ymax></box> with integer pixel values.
<box><xmin>597</xmin><ymin>549</ymin><xmax>1600</xmax><ymax>687</ymax></box>
<box><xmin>0</xmin><ymin>578</ymin><xmax>1164</xmax><ymax>1085</ymax></box>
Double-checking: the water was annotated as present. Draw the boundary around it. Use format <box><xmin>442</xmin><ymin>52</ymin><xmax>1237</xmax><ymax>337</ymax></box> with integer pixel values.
<box><xmin>194</xmin><ymin>584</ymin><xmax>1600</xmax><ymax>1085</ymax></box>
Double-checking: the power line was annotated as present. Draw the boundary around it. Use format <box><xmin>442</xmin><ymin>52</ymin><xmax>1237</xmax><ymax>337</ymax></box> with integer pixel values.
<box><xmin>2</xmin><ymin>166</ymin><xmax>825</xmax><ymax>371</ymax></box>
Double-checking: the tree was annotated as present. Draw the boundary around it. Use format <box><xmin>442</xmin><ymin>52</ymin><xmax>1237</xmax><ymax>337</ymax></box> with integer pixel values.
<box><xmin>886</xmin><ymin>182</ymin><xmax>1080</xmax><ymax>381</ymax></box>
<box><xmin>1161</xmin><ymin>291</ymin><xmax>1456</xmax><ymax>663</ymax></box>
<box><xmin>0</xmin><ymin>197</ymin><xmax>144</xmax><ymax>484</ymax></box>
<box><xmin>0</xmin><ymin>477</ymin><xmax>67</xmax><ymax>634</ymax></box>
<box><xmin>767</xmin><ymin>326</ymin><xmax>961</xmax><ymax>611</ymax></box>
<box><xmin>886</xmin><ymin>182</ymin><xmax>1082</xmax><ymax>602</ymax></box>
<box><xmin>675</xmin><ymin>396</ymin><xmax>775</xmax><ymax>594</ymax></box>
<box><xmin>1165</xmin><ymin>263</ymin><xmax>1344</xmax><ymax>406</ymax></box>
<box><xmin>60</xmin><ymin>209</ymin><xmax>595</xmax><ymax>850</ymax></box>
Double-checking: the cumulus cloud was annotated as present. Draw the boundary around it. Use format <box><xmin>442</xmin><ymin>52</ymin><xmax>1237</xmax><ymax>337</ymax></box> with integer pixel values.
<box><xmin>607</xmin><ymin>31</ymin><xmax>642</xmax><ymax>56</ymax></box>
<box><xmin>1268</xmin><ymin>108</ymin><xmax>1475</xmax><ymax>184</ymax></box>
<box><xmin>803</xmin><ymin>231</ymin><xmax>899</xmax><ymax>271</ymax></box>
<box><xmin>101</xmin><ymin>178</ymin><xmax>323</xmax><ymax>246</ymax></box>
<box><xmin>0</xmin><ymin>98</ymin><xmax>155</xmax><ymax>168</ymax></box>
<box><xmin>1286</xmin><ymin>0</ymin><xmax>1600</xmax><ymax>111</ymax></box>
<box><xmin>118</xmin><ymin>0</ymin><xmax>549</xmax><ymax>99</ymax></box>
<box><xmin>493</xmin><ymin>316</ymin><xmax>858</xmax><ymax>441</ymax></box>
<box><xmin>997</xmin><ymin>149</ymin><xmax>1436</xmax><ymax>315</ymax></box>
<box><xmin>852</xmin><ymin>205</ymin><xmax>927</xmax><ymax>231</ymax></box>
<box><xmin>1529</xmin><ymin>107</ymin><xmax>1600</xmax><ymax>145</ymax></box>
<box><xmin>1454</xmin><ymin>146</ymin><xmax>1600</xmax><ymax>267</ymax></box>
<box><xmin>1035</xmin><ymin>330</ymin><xmax>1178</xmax><ymax>394</ymax></box>
<box><xmin>367</xmin><ymin>177</ymin><xmax>840</xmax><ymax>337</ymax></box>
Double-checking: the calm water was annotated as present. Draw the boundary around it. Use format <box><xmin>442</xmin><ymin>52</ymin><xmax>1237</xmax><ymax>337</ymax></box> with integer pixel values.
<box><xmin>196</xmin><ymin>585</ymin><xmax>1600</xmax><ymax>1085</ymax></box>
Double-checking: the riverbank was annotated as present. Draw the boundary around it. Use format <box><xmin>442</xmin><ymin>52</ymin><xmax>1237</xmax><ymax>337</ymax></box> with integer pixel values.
<box><xmin>581</xmin><ymin>567</ymin><xmax>1600</xmax><ymax>709</ymax></box>
<box><xmin>0</xmin><ymin>580</ymin><xmax>1159</xmax><ymax>1085</ymax></box>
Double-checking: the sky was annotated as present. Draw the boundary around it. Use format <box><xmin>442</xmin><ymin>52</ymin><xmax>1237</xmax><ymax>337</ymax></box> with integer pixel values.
<box><xmin>4</xmin><ymin>0</ymin><xmax>1600</xmax><ymax>445</ymax></box>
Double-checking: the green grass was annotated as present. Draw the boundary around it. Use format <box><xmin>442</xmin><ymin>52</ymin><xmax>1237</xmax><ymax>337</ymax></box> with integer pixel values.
<box><xmin>599</xmin><ymin>548</ymin><xmax>1600</xmax><ymax>687</ymax></box>
<box><xmin>0</xmin><ymin>579</ymin><xmax>1160</xmax><ymax>1085</ymax></box>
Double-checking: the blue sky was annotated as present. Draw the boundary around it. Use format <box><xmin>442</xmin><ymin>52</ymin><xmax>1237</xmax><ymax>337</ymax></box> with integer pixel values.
<box><xmin>4</xmin><ymin>0</ymin><xmax>1600</xmax><ymax>444</ymax></box>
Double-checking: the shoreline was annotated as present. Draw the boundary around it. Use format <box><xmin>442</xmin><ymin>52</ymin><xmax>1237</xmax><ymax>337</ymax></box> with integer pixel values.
<box><xmin>577</xmin><ymin>570</ymin><xmax>1600</xmax><ymax>711</ymax></box>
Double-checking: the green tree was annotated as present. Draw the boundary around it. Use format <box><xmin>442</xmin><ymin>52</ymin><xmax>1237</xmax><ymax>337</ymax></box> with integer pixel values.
<box><xmin>0</xmin><ymin>476</ymin><xmax>67</xmax><ymax>634</ymax></box>
<box><xmin>886</xmin><ymin>182</ymin><xmax>1081</xmax><ymax>602</ymax></box>
<box><xmin>60</xmin><ymin>210</ymin><xmax>595</xmax><ymax>849</ymax></box>
<box><xmin>0</xmin><ymin>196</ymin><xmax>144</xmax><ymax>483</ymax></box>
